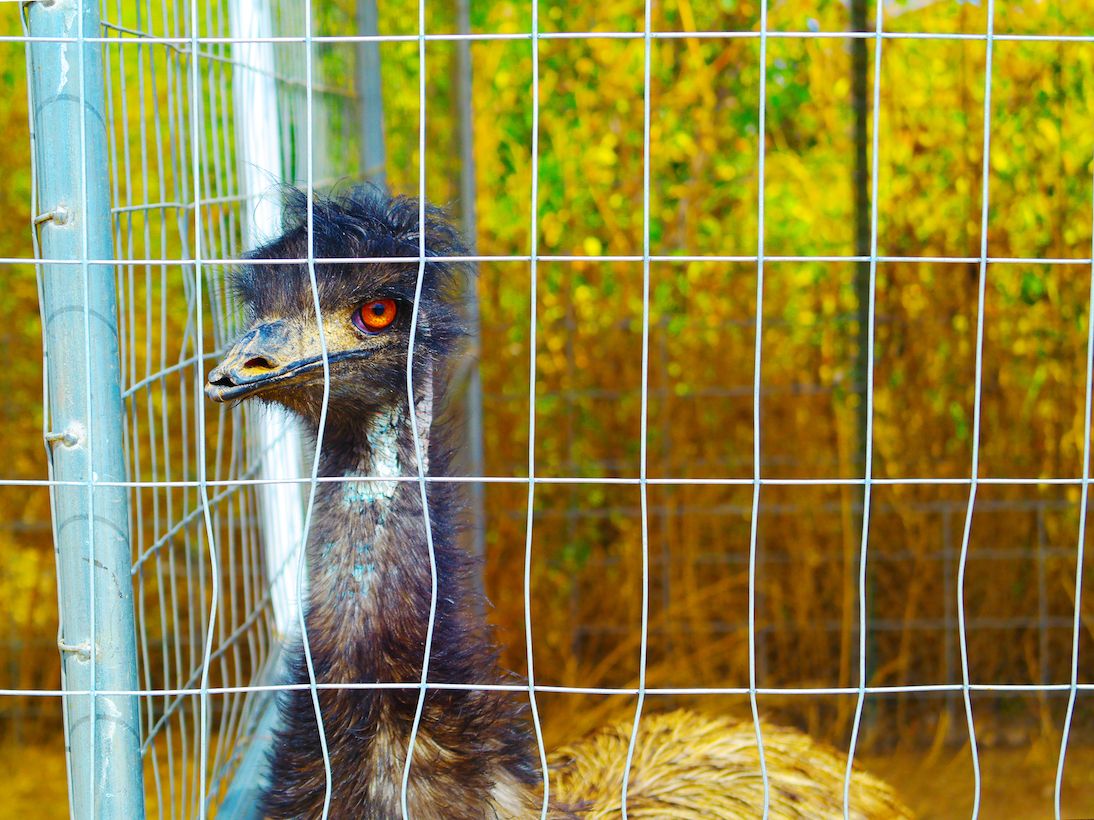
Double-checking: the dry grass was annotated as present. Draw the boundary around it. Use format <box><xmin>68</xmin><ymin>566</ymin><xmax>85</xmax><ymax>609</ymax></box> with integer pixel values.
<box><xmin>863</xmin><ymin>744</ymin><xmax>1094</xmax><ymax>820</ymax></box>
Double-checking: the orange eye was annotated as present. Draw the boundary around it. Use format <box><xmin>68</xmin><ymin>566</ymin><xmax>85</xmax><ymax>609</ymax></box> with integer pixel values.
<box><xmin>353</xmin><ymin>299</ymin><xmax>398</xmax><ymax>333</ymax></box>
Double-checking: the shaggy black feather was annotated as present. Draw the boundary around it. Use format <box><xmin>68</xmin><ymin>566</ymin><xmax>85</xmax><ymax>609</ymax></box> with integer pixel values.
<box><xmin>219</xmin><ymin>188</ymin><xmax>565</xmax><ymax>818</ymax></box>
<box><xmin>234</xmin><ymin>185</ymin><xmax>469</xmax><ymax>325</ymax></box>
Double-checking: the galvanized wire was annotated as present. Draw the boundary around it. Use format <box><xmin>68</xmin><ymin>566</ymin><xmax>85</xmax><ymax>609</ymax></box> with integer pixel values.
<box><xmin>1054</xmin><ymin>149</ymin><xmax>1094</xmax><ymax>820</ymax></box>
<box><xmin>523</xmin><ymin>0</ymin><xmax>551</xmax><ymax>815</ymax></box>
<box><xmin>12</xmin><ymin>29</ymin><xmax>1094</xmax><ymax>45</ymax></box>
<box><xmin>956</xmin><ymin>5</ymin><xmax>998</xmax><ymax>816</ymax></box>
<box><xmin>747</xmin><ymin>1</ymin><xmax>772</xmax><ymax>814</ymax></box>
<box><xmin>296</xmin><ymin>0</ymin><xmax>336</xmax><ymax>808</ymax></box>
<box><xmin>399</xmin><ymin>6</ymin><xmax>438</xmax><ymax>813</ymax></box>
<box><xmin>619</xmin><ymin>0</ymin><xmax>653</xmax><ymax>815</ymax></box>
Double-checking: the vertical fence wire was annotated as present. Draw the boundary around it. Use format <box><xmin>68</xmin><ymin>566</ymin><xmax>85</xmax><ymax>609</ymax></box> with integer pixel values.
<box><xmin>620</xmin><ymin>0</ymin><xmax>653</xmax><ymax>815</ymax></box>
<box><xmin>297</xmin><ymin>1</ymin><xmax>336</xmax><ymax>816</ymax></box>
<box><xmin>956</xmin><ymin>4</ymin><xmax>998</xmax><ymax>817</ymax></box>
<box><xmin>747</xmin><ymin>1</ymin><xmax>772</xmax><ymax>815</ymax></box>
<box><xmin>400</xmin><ymin>7</ymin><xmax>441</xmax><ymax>813</ymax></box>
<box><xmin>523</xmin><ymin>0</ymin><xmax>551</xmax><ymax>815</ymax></box>
<box><xmin>187</xmin><ymin>0</ymin><xmax>222</xmax><ymax>809</ymax></box>
<box><xmin>206</xmin><ymin>2</ymin><xmax>242</xmax><ymax>799</ymax></box>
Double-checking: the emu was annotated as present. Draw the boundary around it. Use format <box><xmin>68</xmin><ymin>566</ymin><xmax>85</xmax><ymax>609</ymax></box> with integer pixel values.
<box><xmin>206</xmin><ymin>187</ymin><xmax>912</xmax><ymax>819</ymax></box>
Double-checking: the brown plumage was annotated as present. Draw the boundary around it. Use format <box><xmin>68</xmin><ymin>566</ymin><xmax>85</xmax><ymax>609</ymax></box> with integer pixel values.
<box><xmin>206</xmin><ymin>186</ymin><xmax>911</xmax><ymax>819</ymax></box>
<box><xmin>209</xmin><ymin>187</ymin><xmax>552</xmax><ymax>819</ymax></box>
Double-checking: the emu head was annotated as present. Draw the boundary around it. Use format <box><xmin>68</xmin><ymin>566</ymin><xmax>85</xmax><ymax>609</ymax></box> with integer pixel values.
<box><xmin>205</xmin><ymin>187</ymin><xmax>469</xmax><ymax>429</ymax></box>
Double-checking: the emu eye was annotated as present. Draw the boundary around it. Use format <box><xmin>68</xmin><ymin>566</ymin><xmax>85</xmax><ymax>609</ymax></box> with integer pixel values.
<box><xmin>353</xmin><ymin>299</ymin><xmax>398</xmax><ymax>334</ymax></box>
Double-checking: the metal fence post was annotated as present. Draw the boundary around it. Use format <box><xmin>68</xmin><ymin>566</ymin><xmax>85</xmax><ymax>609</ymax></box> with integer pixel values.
<box><xmin>356</xmin><ymin>0</ymin><xmax>386</xmax><ymax>189</ymax></box>
<box><xmin>456</xmin><ymin>0</ymin><xmax>488</xmax><ymax>596</ymax></box>
<box><xmin>228</xmin><ymin>0</ymin><xmax>306</xmax><ymax>645</ymax></box>
<box><xmin>25</xmin><ymin>0</ymin><xmax>145</xmax><ymax>817</ymax></box>
<box><xmin>218</xmin><ymin>2</ymin><xmax>304</xmax><ymax>815</ymax></box>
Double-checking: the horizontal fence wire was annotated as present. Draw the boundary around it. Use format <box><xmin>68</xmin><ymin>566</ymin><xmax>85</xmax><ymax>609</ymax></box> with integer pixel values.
<box><xmin>10</xmin><ymin>31</ymin><xmax>1094</xmax><ymax>44</ymax></box>
<box><xmin>4</xmin><ymin>683</ymin><xmax>1094</xmax><ymax>698</ymax></box>
<box><xmin>7</xmin><ymin>254</ymin><xmax>1094</xmax><ymax>264</ymax></box>
<box><xmin>6</xmin><ymin>476</ymin><xmax>1094</xmax><ymax>488</ymax></box>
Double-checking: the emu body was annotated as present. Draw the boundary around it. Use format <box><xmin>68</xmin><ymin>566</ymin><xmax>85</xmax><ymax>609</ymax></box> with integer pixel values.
<box><xmin>207</xmin><ymin>189</ymin><xmax>547</xmax><ymax>819</ymax></box>
<box><xmin>207</xmin><ymin>187</ymin><xmax>911</xmax><ymax>819</ymax></box>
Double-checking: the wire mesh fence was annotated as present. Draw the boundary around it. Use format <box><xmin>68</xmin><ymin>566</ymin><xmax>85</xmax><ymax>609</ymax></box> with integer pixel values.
<box><xmin>3</xmin><ymin>0</ymin><xmax>1094</xmax><ymax>817</ymax></box>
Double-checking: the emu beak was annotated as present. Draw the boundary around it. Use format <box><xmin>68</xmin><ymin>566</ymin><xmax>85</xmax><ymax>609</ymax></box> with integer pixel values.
<box><xmin>206</xmin><ymin>320</ymin><xmax>300</xmax><ymax>402</ymax></box>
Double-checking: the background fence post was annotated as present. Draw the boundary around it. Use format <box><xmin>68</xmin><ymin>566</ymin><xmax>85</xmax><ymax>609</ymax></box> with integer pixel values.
<box><xmin>850</xmin><ymin>0</ymin><xmax>877</xmax><ymax>734</ymax></box>
<box><xmin>356</xmin><ymin>0</ymin><xmax>386</xmax><ymax>190</ymax></box>
<box><xmin>228</xmin><ymin>0</ymin><xmax>306</xmax><ymax>645</ymax></box>
<box><xmin>25</xmin><ymin>0</ymin><xmax>145</xmax><ymax>816</ymax></box>
<box><xmin>216</xmin><ymin>2</ymin><xmax>305</xmax><ymax>815</ymax></box>
<box><xmin>455</xmin><ymin>0</ymin><xmax>488</xmax><ymax>595</ymax></box>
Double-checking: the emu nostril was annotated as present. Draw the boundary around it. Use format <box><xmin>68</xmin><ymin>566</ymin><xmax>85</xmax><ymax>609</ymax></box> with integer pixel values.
<box><xmin>210</xmin><ymin>371</ymin><xmax>236</xmax><ymax>387</ymax></box>
<box><xmin>244</xmin><ymin>356</ymin><xmax>277</xmax><ymax>371</ymax></box>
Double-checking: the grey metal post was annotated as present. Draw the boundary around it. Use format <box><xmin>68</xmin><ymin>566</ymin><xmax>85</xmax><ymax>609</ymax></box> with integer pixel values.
<box><xmin>228</xmin><ymin>0</ymin><xmax>306</xmax><ymax>646</ymax></box>
<box><xmin>26</xmin><ymin>1</ymin><xmax>145</xmax><ymax>817</ymax></box>
<box><xmin>218</xmin><ymin>2</ymin><xmax>304</xmax><ymax>816</ymax></box>
<box><xmin>355</xmin><ymin>0</ymin><xmax>386</xmax><ymax>188</ymax></box>
<box><xmin>850</xmin><ymin>0</ymin><xmax>877</xmax><ymax>732</ymax></box>
<box><xmin>456</xmin><ymin>0</ymin><xmax>488</xmax><ymax>589</ymax></box>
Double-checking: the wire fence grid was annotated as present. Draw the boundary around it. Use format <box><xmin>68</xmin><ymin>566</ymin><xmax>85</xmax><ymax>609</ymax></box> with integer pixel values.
<box><xmin>4</xmin><ymin>0</ymin><xmax>1094</xmax><ymax>818</ymax></box>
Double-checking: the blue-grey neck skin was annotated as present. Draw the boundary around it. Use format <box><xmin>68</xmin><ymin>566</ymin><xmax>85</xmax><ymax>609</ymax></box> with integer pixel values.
<box><xmin>27</xmin><ymin>1</ymin><xmax>145</xmax><ymax>817</ymax></box>
<box><xmin>308</xmin><ymin>403</ymin><xmax>411</xmax><ymax>635</ymax></box>
<box><xmin>301</xmin><ymin>378</ymin><xmax>437</xmax><ymax>677</ymax></box>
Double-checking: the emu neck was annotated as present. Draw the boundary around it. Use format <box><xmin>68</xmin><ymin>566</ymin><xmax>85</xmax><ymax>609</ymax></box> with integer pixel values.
<box><xmin>305</xmin><ymin>397</ymin><xmax>440</xmax><ymax>680</ymax></box>
<box><xmin>266</xmin><ymin>394</ymin><xmax>546</xmax><ymax>819</ymax></box>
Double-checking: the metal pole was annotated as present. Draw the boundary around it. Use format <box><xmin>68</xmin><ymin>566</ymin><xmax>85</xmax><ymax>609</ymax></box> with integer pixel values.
<box><xmin>852</xmin><ymin>0</ymin><xmax>870</xmax><ymax>469</ymax></box>
<box><xmin>356</xmin><ymin>0</ymin><xmax>386</xmax><ymax>189</ymax></box>
<box><xmin>26</xmin><ymin>0</ymin><xmax>145</xmax><ymax>816</ymax></box>
<box><xmin>849</xmin><ymin>0</ymin><xmax>877</xmax><ymax>734</ymax></box>
<box><xmin>455</xmin><ymin>0</ymin><xmax>488</xmax><ymax>591</ymax></box>
<box><xmin>218</xmin><ymin>4</ymin><xmax>307</xmax><ymax>815</ymax></box>
<box><xmin>228</xmin><ymin>0</ymin><xmax>306</xmax><ymax>643</ymax></box>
